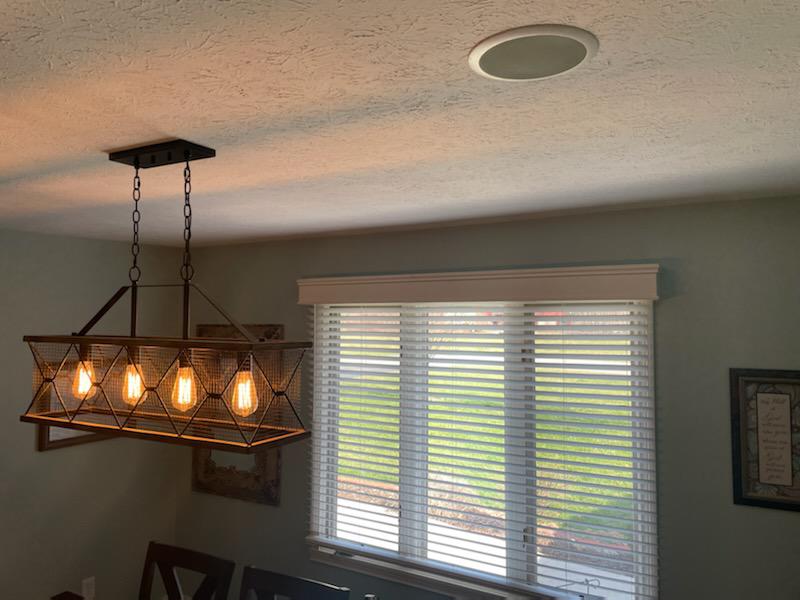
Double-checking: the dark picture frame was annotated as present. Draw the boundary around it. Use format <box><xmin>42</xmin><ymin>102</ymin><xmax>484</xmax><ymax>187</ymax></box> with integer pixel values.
<box><xmin>191</xmin><ymin>323</ymin><xmax>284</xmax><ymax>506</ymax></box>
<box><xmin>730</xmin><ymin>368</ymin><xmax>800</xmax><ymax>511</ymax></box>
<box><xmin>37</xmin><ymin>424</ymin><xmax>110</xmax><ymax>452</ymax></box>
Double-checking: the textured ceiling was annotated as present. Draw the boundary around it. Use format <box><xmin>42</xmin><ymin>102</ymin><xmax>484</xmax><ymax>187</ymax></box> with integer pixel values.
<box><xmin>0</xmin><ymin>0</ymin><xmax>798</xmax><ymax>245</ymax></box>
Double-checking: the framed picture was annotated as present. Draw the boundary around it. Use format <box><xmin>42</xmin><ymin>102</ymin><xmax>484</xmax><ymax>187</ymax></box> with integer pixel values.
<box><xmin>37</xmin><ymin>424</ymin><xmax>110</xmax><ymax>452</ymax></box>
<box><xmin>730</xmin><ymin>368</ymin><xmax>800</xmax><ymax>511</ymax></box>
<box><xmin>191</xmin><ymin>323</ymin><xmax>284</xmax><ymax>506</ymax></box>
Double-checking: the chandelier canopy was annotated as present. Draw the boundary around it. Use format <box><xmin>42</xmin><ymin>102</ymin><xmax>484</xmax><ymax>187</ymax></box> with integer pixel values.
<box><xmin>20</xmin><ymin>140</ymin><xmax>311</xmax><ymax>453</ymax></box>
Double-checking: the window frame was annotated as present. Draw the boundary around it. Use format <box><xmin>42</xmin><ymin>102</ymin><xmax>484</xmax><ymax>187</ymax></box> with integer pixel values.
<box><xmin>303</xmin><ymin>266</ymin><xmax>659</xmax><ymax>600</ymax></box>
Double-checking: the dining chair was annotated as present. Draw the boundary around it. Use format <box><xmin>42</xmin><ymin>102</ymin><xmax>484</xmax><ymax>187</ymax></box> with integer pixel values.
<box><xmin>239</xmin><ymin>566</ymin><xmax>350</xmax><ymax>600</ymax></box>
<box><xmin>139</xmin><ymin>541</ymin><xmax>236</xmax><ymax>600</ymax></box>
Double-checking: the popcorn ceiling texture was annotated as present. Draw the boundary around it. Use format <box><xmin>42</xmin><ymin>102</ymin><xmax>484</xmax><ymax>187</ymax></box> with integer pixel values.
<box><xmin>0</xmin><ymin>0</ymin><xmax>798</xmax><ymax>245</ymax></box>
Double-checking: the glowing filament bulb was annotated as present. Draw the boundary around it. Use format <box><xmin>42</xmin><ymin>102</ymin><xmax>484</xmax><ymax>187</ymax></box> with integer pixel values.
<box><xmin>72</xmin><ymin>359</ymin><xmax>97</xmax><ymax>399</ymax></box>
<box><xmin>171</xmin><ymin>365</ymin><xmax>197</xmax><ymax>412</ymax></box>
<box><xmin>231</xmin><ymin>368</ymin><xmax>258</xmax><ymax>417</ymax></box>
<box><xmin>123</xmin><ymin>364</ymin><xmax>144</xmax><ymax>406</ymax></box>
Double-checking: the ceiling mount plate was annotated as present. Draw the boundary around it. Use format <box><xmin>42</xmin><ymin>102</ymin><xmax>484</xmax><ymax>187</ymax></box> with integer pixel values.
<box><xmin>108</xmin><ymin>139</ymin><xmax>216</xmax><ymax>169</ymax></box>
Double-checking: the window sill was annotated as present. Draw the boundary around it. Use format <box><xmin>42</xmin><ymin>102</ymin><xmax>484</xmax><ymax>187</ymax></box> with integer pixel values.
<box><xmin>307</xmin><ymin>536</ymin><xmax>595</xmax><ymax>600</ymax></box>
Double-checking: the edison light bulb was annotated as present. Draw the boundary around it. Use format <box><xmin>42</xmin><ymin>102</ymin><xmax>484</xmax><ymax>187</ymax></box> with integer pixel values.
<box><xmin>123</xmin><ymin>363</ymin><xmax>144</xmax><ymax>406</ymax></box>
<box><xmin>72</xmin><ymin>359</ymin><xmax>97</xmax><ymax>399</ymax></box>
<box><xmin>231</xmin><ymin>368</ymin><xmax>258</xmax><ymax>417</ymax></box>
<box><xmin>171</xmin><ymin>365</ymin><xmax>198</xmax><ymax>412</ymax></box>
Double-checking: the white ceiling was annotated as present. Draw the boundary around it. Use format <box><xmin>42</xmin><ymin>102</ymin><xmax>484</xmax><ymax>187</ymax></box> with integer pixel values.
<box><xmin>1</xmin><ymin>0</ymin><xmax>798</xmax><ymax>246</ymax></box>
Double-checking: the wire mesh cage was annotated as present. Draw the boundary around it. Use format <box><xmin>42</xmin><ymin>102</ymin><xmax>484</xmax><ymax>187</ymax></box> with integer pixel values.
<box><xmin>22</xmin><ymin>335</ymin><xmax>310</xmax><ymax>452</ymax></box>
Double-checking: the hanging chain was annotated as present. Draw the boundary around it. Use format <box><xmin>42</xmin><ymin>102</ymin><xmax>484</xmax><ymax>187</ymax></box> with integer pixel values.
<box><xmin>129</xmin><ymin>164</ymin><xmax>142</xmax><ymax>284</ymax></box>
<box><xmin>181</xmin><ymin>160</ymin><xmax>194</xmax><ymax>282</ymax></box>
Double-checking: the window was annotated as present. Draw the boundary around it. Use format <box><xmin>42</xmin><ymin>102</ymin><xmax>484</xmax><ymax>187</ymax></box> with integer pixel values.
<box><xmin>304</xmin><ymin>268</ymin><xmax>658</xmax><ymax>600</ymax></box>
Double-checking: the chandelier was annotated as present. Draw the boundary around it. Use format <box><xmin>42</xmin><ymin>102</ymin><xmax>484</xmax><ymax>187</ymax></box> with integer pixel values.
<box><xmin>20</xmin><ymin>140</ymin><xmax>310</xmax><ymax>452</ymax></box>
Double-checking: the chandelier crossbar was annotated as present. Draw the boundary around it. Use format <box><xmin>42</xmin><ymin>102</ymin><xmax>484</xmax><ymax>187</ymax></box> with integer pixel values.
<box><xmin>108</xmin><ymin>139</ymin><xmax>215</xmax><ymax>169</ymax></box>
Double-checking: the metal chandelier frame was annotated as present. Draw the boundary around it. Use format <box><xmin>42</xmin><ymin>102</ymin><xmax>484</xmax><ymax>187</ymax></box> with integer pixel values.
<box><xmin>20</xmin><ymin>140</ymin><xmax>311</xmax><ymax>452</ymax></box>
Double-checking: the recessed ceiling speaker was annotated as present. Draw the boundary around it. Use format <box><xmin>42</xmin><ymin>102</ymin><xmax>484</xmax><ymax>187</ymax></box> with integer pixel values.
<box><xmin>469</xmin><ymin>24</ymin><xmax>598</xmax><ymax>81</ymax></box>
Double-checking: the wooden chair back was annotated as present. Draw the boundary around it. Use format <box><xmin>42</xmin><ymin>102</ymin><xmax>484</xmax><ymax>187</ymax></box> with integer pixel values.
<box><xmin>139</xmin><ymin>541</ymin><xmax>235</xmax><ymax>600</ymax></box>
<box><xmin>239</xmin><ymin>566</ymin><xmax>350</xmax><ymax>600</ymax></box>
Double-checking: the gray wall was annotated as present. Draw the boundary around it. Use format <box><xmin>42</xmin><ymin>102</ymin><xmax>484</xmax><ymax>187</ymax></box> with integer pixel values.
<box><xmin>5</xmin><ymin>196</ymin><xmax>799</xmax><ymax>599</ymax></box>
<box><xmin>0</xmin><ymin>229</ymin><xmax>184</xmax><ymax>598</ymax></box>
<box><xmin>175</xmin><ymin>196</ymin><xmax>800</xmax><ymax>600</ymax></box>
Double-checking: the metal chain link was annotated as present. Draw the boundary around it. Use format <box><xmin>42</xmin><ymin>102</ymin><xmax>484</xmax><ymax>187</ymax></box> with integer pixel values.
<box><xmin>181</xmin><ymin>160</ymin><xmax>194</xmax><ymax>282</ymax></box>
<box><xmin>129</xmin><ymin>164</ymin><xmax>142</xmax><ymax>283</ymax></box>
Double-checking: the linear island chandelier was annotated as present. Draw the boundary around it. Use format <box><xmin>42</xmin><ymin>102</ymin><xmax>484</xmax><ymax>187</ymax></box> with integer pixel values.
<box><xmin>20</xmin><ymin>140</ymin><xmax>310</xmax><ymax>452</ymax></box>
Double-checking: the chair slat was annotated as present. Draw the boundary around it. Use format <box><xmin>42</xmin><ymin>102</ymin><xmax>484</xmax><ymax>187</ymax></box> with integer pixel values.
<box><xmin>139</xmin><ymin>541</ymin><xmax>235</xmax><ymax>600</ymax></box>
